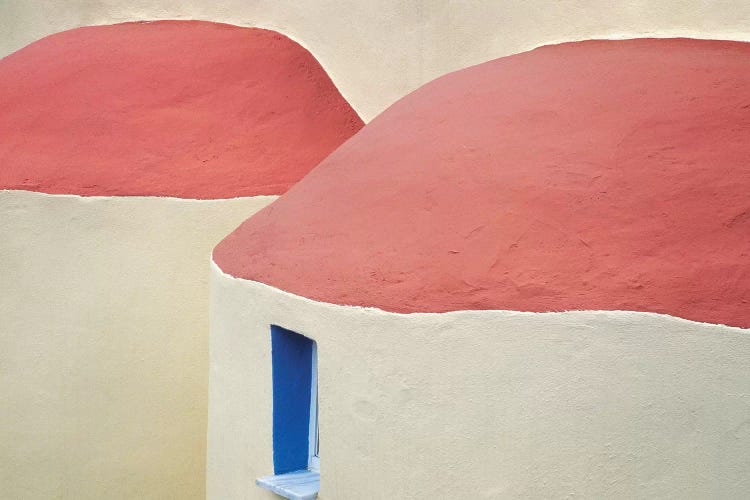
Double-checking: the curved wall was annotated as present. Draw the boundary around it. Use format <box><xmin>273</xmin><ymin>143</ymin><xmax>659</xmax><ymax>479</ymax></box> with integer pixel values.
<box><xmin>0</xmin><ymin>191</ymin><xmax>274</xmax><ymax>499</ymax></box>
<box><xmin>4</xmin><ymin>1</ymin><xmax>750</xmax><ymax>120</ymax></box>
<box><xmin>208</xmin><ymin>262</ymin><xmax>750</xmax><ymax>499</ymax></box>
<box><xmin>0</xmin><ymin>19</ymin><xmax>362</xmax><ymax>499</ymax></box>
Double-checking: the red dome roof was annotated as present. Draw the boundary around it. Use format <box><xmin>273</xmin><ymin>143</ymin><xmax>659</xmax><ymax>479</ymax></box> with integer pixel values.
<box><xmin>0</xmin><ymin>21</ymin><xmax>362</xmax><ymax>198</ymax></box>
<box><xmin>214</xmin><ymin>38</ymin><xmax>750</xmax><ymax>328</ymax></box>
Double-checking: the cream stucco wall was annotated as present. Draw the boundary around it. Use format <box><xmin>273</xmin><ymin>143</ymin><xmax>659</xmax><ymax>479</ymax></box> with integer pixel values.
<box><xmin>3</xmin><ymin>0</ymin><xmax>750</xmax><ymax>121</ymax></box>
<box><xmin>0</xmin><ymin>190</ymin><xmax>275</xmax><ymax>500</ymax></box>
<box><xmin>208</xmin><ymin>261</ymin><xmax>750</xmax><ymax>499</ymax></box>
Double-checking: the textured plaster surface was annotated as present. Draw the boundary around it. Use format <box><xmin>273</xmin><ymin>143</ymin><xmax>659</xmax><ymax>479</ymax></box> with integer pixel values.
<box><xmin>208</xmin><ymin>262</ymin><xmax>750</xmax><ymax>499</ymax></box>
<box><xmin>0</xmin><ymin>21</ymin><xmax>362</xmax><ymax>198</ymax></box>
<box><xmin>4</xmin><ymin>1</ymin><xmax>750</xmax><ymax>120</ymax></box>
<box><xmin>0</xmin><ymin>190</ymin><xmax>275</xmax><ymax>499</ymax></box>
<box><xmin>215</xmin><ymin>38</ymin><xmax>750</xmax><ymax>328</ymax></box>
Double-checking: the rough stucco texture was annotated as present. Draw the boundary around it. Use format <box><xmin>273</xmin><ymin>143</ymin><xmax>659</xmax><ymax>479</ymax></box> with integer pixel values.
<box><xmin>0</xmin><ymin>20</ymin><xmax>362</xmax><ymax>198</ymax></box>
<box><xmin>207</xmin><ymin>264</ymin><xmax>750</xmax><ymax>499</ymax></box>
<box><xmin>214</xmin><ymin>38</ymin><xmax>750</xmax><ymax>328</ymax></box>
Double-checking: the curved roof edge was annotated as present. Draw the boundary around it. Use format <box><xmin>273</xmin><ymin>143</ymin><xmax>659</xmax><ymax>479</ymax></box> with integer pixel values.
<box><xmin>0</xmin><ymin>20</ymin><xmax>363</xmax><ymax>199</ymax></box>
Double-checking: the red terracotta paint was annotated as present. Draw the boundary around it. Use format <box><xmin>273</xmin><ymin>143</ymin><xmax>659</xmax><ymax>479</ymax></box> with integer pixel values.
<box><xmin>0</xmin><ymin>21</ymin><xmax>362</xmax><ymax>198</ymax></box>
<box><xmin>215</xmin><ymin>38</ymin><xmax>750</xmax><ymax>328</ymax></box>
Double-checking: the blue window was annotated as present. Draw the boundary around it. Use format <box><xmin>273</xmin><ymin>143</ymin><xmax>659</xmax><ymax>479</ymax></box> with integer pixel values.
<box><xmin>256</xmin><ymin>326</ymin><xmax>320</xmax><ymax>500</ymax></box>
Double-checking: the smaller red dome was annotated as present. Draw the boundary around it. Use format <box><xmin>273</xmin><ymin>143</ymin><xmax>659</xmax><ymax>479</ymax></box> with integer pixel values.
<box><xmin>0</xmin><ymin>21</ymin><xmax>363</xmax><ymax>198</ymax></box>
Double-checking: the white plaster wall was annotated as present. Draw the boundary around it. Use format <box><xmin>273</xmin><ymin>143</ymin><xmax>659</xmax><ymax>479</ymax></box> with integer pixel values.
<box><xmin>0</xmin><ymin>190</ymin><xmax>275</xmax><ymax>500</ymax></box>
<box><xmin>208</xmin><ymin>261</ymin><xmax>750</xmax><ymax>499</ymax></box>
<box><xmin>3</xmin><ymin>0</ymin><xmax>750</xmax><ymax>121</ymax></box>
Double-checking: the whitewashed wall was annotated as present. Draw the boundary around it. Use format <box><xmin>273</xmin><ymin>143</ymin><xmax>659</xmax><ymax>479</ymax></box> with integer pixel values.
<box><xmin>0</xmin><ymin>191</ymin><xmax>274</xmax><ymax>499</ymax></box>
<box><xmin>208</xmin><ymin>261</ymin><xmax>750</xmax><ymax>499</ymax></box>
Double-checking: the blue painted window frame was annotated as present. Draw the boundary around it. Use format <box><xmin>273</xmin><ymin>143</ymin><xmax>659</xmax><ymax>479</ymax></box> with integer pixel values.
<box><xmin>269</xmin><ymin>325</ymin><xmax>319</xmax><ymax>474</ymax></box>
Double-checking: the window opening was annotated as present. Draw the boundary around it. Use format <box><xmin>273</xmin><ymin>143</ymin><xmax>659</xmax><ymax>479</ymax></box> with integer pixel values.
<box><xmin>256</xmin><ymin>325</ymin><xmax>320</xmax><ymax>500</ymax></box>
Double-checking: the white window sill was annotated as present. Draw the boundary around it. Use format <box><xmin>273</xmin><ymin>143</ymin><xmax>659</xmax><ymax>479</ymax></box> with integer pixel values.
<box><xmin>256</xmin><ymin>470</ymin><xmax>319</xmax><ymax>500</ymax></box>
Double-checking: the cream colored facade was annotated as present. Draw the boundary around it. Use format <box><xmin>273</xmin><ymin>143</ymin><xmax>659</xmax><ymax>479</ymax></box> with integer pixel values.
<box><xmin>4</xmin><ymin>2</ymin><xmax>750</xmax><ymax>499</ymax></box>
<box><xmin>0</xmin><ymin>191</ymin><xmax>275</xmax><ymax>499</ymax></box>
<box><xmin>208</xmin><ymin>261</ymin><xmax>750</xmax><ymax>499</ymax></box>
<box><xmin>3</xmin><ymin>0</ymin><xmax>750</xmax><ymax>121</ymax></box>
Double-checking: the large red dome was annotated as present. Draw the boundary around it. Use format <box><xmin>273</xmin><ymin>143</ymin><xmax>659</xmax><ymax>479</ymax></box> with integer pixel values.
<box><xmin>0</xmin><ymin>21</ymin><xmax>362</xmax><ymax>198</ymax></box>
<box><xmin>214</xmin><ymin>38</ymin><xmax>750</xmax><ymax>328</ymax></box>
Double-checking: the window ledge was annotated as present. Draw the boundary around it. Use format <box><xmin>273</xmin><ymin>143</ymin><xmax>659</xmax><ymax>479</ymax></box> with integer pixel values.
<box><xmin>256</xmin><ymin>470</ymin><xmax>319</xmax><ymax>500</ymax></box>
